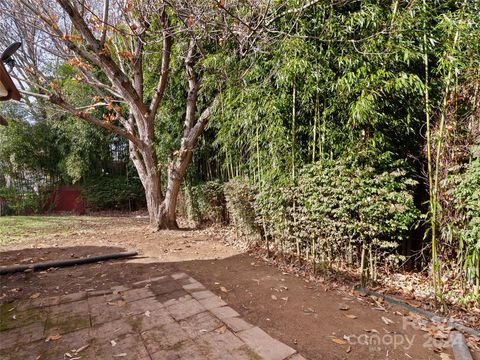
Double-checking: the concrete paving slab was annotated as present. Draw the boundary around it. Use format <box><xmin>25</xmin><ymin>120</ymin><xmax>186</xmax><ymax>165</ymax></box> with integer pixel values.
<box><xmin>237</xmin><ymin>326</ymin><xmax>296</xmax><ymax>360</ymax></box>
<box><xmin>223</xmin><ymin>316</ymin><xmax>254</xmax><ymax>333</ymax></box>
<box><xmin>0</xmin><ymin>270</ymin><xmax>304</xmax><ymax>360</ymax></box>
<box><xmin>198</xmin><ymin>295</ymin><xmax>227</xmax><ymax>310</ymax></box>
<box><xmin>179</xmin><ymin>311</ymin><xmax>223</xmax><ymax>338</ymax></box>
<box><xmin>211</xmin><ymin>306</ymin><xmax>240</xmax><ymax>320</ymax></box>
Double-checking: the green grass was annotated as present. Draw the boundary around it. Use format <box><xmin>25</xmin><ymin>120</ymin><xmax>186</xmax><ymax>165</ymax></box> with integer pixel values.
<box><xmin>0</xmin><ymin>216</ymin><xmax>90</xmax><ymax>245</ymax></box>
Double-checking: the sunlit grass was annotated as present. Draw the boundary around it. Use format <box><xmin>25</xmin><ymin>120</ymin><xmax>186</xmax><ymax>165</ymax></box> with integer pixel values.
<box><xmin>0</xmin><ymin>216</ymin><xmax>103</xmax><ymax>245</ymax></box>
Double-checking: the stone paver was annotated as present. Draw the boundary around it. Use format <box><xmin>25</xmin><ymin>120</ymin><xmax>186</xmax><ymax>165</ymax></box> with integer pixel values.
<box><xmin>223</xmin><ymin>316</ymin><xmax>254</xmax><ymax>333</ymax></box>
<box><xmin>210</xmin><ymin>305</ymin><xmax>240</xmax><ymax>320</ymax></box>
<box><xmin>287</xmin><ymin>354</ymin><xmax>308</xmax><ymax>360</ymax></box>
<box><xmin>198</xmin><ymin>295</ymin><xmax>228</xmax><ymax>310</ymax></box>
<box><xmin>191</xmin><ymin>290</ymin><xmax>217</xmax><ymax>300</ymax></box>
<box><xmin>237</xmin><ymin>327</ymin><xmax>297</xmax><ymax>360</ymax></box>
<box><xmin>179</xmin><ymin>311</ymin><xmax>222</xmax><ymax>338</ymax></box>
<box><xmin>183</xmin><ymin>282</ymin><xmax>207</xmax><ymax>291</ymax></box>
<box><xmin>95</xmin><ymin>333</ymin><xmax>150</xmax><ymax>360</ymax></box>
<box><xmin>167</xmin><ymin>298</ymin><xmax>205</xmax><ymax>321</ymax></box>
<box><xmin>141</xmin><ymin>321</ymin><xmax>190</xmax><ymax>353</ymax></box>
<box><xmin>0</xmin><ymin>271</ymin><xmax>304</xmax><ymax>359</ymax></box>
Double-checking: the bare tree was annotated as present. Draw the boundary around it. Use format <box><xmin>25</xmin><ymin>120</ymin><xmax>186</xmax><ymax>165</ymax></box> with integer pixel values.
<box><xmin>0</xmin><ymin>0</ymin><xmax>320</xmax><ymax>230</ymax></box>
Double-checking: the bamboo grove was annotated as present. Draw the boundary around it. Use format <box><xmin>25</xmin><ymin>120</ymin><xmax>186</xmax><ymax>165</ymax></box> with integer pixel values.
<box><xmin>185</xmin><ymin>0</ymin><xmax>480</xmax><ymax>306</ymax></box>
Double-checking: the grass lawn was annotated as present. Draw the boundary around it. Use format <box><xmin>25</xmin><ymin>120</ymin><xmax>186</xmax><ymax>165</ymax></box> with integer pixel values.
<box><xmin>0</xmin><ymin>216</ymin><xmax>95</xmax><ymax>246</ymax></box>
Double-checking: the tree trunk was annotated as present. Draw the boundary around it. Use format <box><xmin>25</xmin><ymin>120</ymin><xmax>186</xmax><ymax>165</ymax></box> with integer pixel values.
<box><xmin>129</xmin><ymin>141</ymin><xmax>178</xmax><ymax>231</ymax></box>
<box><xmin>142</xmin><ymin>184</ymin><xmax>179</xmax><ymax>231</ymax></box>
<box><xmin>131</xmin><ymin>143</ymin><xmax>191</xmax><ymax>231</ymax></box>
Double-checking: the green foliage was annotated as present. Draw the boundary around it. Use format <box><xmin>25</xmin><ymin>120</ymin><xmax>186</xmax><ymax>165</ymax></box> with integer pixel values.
<box><xmin>0</xmin><ymin>116</ymin><xmax>61</xmax><ymax>181</ymax></box>
<box><xmin>451</xmin><ymin>144</ymin><xmax>480</xmax><ymax>293</ymax></box>
<box><xmin>0</xmin><ymin>0</ymin><xmax>477</xmax><ymax>301</ymax></box>
<box><xmin>0</xmin><ymin>101</ymin><xmax>126</xmax><ymax>186</ymax></box>
<box><xmin>183</xmin><ymin>181</ymin><xmax>226</xmax><ymax>225</ymax></box>
<box><xmin>223</xmin><ymin>179</ymin><xmax>261</xmax><ymax>243</ymax></box>
<box><xmin>252</xmin><ymin>160</ymin><xmax>419</xmax><ymax>273</ymax></box>
<box><xmin>81</xmin><ymin>175</ymin><xmax>145</xmax><ymax>211</ymax></box>
<box><xmin>0</xmin><ymin>187</ymin><xmax>49</xmax><ymax>215</ymax></box>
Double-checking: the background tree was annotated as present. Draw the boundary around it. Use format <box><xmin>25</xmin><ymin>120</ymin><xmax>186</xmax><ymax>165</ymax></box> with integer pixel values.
<box><xmin>1</xmin><ymin>0</ymin><xmax>320</xmax><ymax>230</ymax></box>
<box><xmin>0</xmin><ymin>0</ymin><xmax>238</xmax><ymax>229</ymax></box>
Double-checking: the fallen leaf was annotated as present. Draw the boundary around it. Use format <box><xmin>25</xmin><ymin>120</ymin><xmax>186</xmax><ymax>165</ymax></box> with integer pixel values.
<box><xmin>346</xmin><ymin>346</ymin><xmax>351</xmax><ymax>353</ymax></box>
<box><xmin>271</xmin><ymin>295</ymin><xmax>278</xmax><ymax>300</ymax></box>
<box><xmin>30</xmin><ymin>293</ymin><xmax>41</xmax><ymax>299</ymax></box>
<box><xmin>345</xmin><ymin>314</ymin><xmax>357</xmax><ymax>319</ymax></box>
<box><xmin>72</xmin><ymin>344</ymin><xmax>89</xmax><ymax>354</ymax></box>
<box><xmin>339</xmin><ymin>305</ymin><xmax>350</xmax><ymax>311</ymax></box>
<box><xmin>220</xmin><ymin>286</ymin><xmax>228</xmax><ymax>293</ymax></box>
<box><xmin>433</xmin><ymin>331</ymin><xmax>449</xmax><ymax>340</ymax></box>
<box><xmin>113</xmin><ymin>353</ymin><xmax>127</xmax><ymax>358</ymax></box>
<box><xmin>45</xmin><ymin>334</ymin><xmax>62</xmax><ymax>342</ymax></box>
<box><xmin>215</xmin><ymin>325</ymin><xmax>227</xmax><ymax>334</ymax></box>
<box><xmin>381</xmin><ymin>316</ymin><xmax>394</xmax><ymax>325</ymax></box>
<box><xmin>328</xmin><ymin>336</ymin><xmax>347</xmax><ymax>345</ymax></box>
<box><xmin>145</xmin><ymin>311</ymin><xmax>151</xmax><ymax>317</ymax></box>
<box><xmin>439</xmin><ymin>354</ymin><xmax>451</xmax><ymax>360</ymax></box>
<box><xmin>111</xmin><ymin>340</ymin><xmax>117</xmax><ymax>347</ymax></box>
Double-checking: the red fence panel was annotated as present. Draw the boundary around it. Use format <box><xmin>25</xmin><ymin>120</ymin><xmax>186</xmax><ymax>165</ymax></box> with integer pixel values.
<box><xmin>47</xmin><ymin>185</ymin><xmax>86</xmax><ymax>214</ymax></box>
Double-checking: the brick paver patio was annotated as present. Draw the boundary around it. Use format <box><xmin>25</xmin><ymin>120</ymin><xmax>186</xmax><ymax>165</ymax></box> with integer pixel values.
<box><xmin>0</xmin><ymin>272</ymin><xmax>305</xmax><ymax>360</ymax></box>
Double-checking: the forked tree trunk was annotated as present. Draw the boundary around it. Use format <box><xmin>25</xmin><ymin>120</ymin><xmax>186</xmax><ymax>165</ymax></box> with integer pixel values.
<box><xmin>140</xmin><ymin>171</ymin><xmax>178</xmax><ymax>231</ymax></box>
<box><xmin>126</xmin><ymin>39</ymin><xmax>218</xmax><ymax>231</ymax></box>
<box><xmin>132</xmin><ymin>139</ymin><xmax>195</xmax><ymax>231</ymax></box>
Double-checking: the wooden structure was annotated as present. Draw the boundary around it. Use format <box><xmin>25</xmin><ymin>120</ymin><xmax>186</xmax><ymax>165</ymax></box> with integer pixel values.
<box><xmin>0</xmin><ymin>61</ymin><xmax>21</xmax><ymax>126</ymax></box>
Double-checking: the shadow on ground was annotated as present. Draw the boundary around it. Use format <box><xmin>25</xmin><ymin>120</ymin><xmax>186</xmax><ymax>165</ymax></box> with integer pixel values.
<box><xmin>0</xmin><ymin>246</ymin><xmax>465</xmax><ymax>360</ymax></box>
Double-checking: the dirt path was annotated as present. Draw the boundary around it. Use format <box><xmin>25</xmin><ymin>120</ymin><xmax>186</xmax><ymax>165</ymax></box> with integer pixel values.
<box><xmin>1</xmin><ymin>215</ymin><xmax>477</xmax><ymax>360</ymax></box>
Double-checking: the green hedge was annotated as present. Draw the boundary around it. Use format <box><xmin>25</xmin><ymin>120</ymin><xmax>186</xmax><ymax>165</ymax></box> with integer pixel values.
<box><xmin>183</xmin><ymin>181</ymin><xmax>227</xmax><ymax>225</ymax></box>
<box><xmin>225</xmin><ymin>160</ymin><xmax>420</xmax><ymax>282</ymax></box>
<box><xmin>81</xmin><ymin>175</ymin><xmax>145</xmax><ymax>211</ymax></box>
<box><xmin>0</xmin><ymin>187</ymin><xmax>49</xmax><ymax>215</ymax></box>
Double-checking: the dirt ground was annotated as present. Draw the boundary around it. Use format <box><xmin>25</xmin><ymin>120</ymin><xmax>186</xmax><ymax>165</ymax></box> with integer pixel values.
<box><xmin>1</xmin><ymin>214</ymin><xmax>479</xmax><ymax>360</ymax></box>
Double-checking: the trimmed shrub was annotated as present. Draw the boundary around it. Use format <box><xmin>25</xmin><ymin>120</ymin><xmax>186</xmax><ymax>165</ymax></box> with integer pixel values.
<box><xmin>81</xmin><ymin>175</ymin><xmax>145</xmax><ymax>211</ymax></box>
<box><xmin>183</xmin><ymin>181</ymin><xmax>227</xmax><ymax>225</ymax></box>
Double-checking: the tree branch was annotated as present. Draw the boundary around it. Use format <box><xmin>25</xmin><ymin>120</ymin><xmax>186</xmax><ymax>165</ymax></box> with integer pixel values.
<box><xmin>148</xmin><ymin>8</ymin><xmax>172</xmax><ymax>122</ymax></box>
<box><xmin>100</xmin><ymin>0</ymin><xmax>109</xmax><ymax>46</ymax></box>
<box><xmin>183</xmin><ymin>39</ymin><xmax>200</xmax><ymax>137</ymax></box>
<box><xmin>265</xmin><ymin>0</ymin><xmax>322</xmax><ymax>27</ymax></box>
<box><xmin>48</xmin><ymin>93</ymin><xmax>142</xmax><ymax>148</ymax></box>
<box><xmin>54</xmin><ymin>0</ymin><xmax>148</xmax><ymax>120</ymax></box>
<box><xmin>187</xmin><ymin>94</ymin><xmax>219</xmax><ymax>148</ymax></box>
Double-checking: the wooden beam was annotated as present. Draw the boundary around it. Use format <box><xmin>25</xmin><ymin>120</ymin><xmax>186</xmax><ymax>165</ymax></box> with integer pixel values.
<box><xmin>0</xmin><ymin>62</ymin><xmax>21</xmax><ymax>101</ymax></box>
